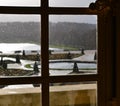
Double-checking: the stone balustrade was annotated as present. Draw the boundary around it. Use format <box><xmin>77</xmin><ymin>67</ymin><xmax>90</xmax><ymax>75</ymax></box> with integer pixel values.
<box><xmin>0</xmin><ymin>84</ymin><xmax>97</xmax><ymax>106</ymax></box>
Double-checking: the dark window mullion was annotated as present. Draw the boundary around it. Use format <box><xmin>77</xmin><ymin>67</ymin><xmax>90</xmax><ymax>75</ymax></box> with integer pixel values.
<box><xmin>41</xmin><ymin>11</ymin><xmax>49</xmax><ymax>106</ymax></box>
<box><xmin>0</xmin><ymin>74</ymin><xmax>98</xmax><ymax>85</ymax></box>
<box><xmin>0</xmin><ymin>6</ymin><xmax>41</xmax><ymax>14</ymax></box>
<box><xmin>0</xmin><ymin>76</ymin><xmax>42</xmax><ymax>85</ymax></box>
<box><xmin>41</xmin><ymin>0</ymin><xmax>49</xmax><ymax>106</ymax></box>
<box><xmin>41</xmin><ymin>0</ymin><xmax>49</xmax><ymax>78</ymax></box>
<box><xmin>41</xmin><ymin>14</ymin><xmax>49</xmax><ymax>106</ymax></box>
<box><xmin>48</xmin><ymin>7</ymin><xmax>98</xmax><ymax>14</ymax></box>
<box><xmin>50</xmin><ymin>75</ymin><xmax>98</xmax><ymax>83</ymax></box>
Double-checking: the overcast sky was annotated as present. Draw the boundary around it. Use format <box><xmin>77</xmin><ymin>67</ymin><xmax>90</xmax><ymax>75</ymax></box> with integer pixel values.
<box><xmin>0</xmin><ymin>0</ymin><xmax>96</xmax><ymax>24</ymax></box>
<box><xmin>0</xmin><ymin>0</ymin><xmax>95</xmax><ymax>7</ymax></box>
<box><xmin>49</xmin><ymin>0</ymin><xmax>95</xmax><ymax>7</ymax></box>
<box><xmin>0</xmin><ymin>0</ymin><xmax>40</xmax><ymax>6</ymax></box>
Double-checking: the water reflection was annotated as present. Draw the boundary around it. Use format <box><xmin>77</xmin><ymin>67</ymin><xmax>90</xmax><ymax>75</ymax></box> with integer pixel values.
<box><xmin>49</xmin><ymin>62</ymin><xmax>97</xmax><ymax>76</ymax></box>
<box><xmin>49</xmin><ymin>62</ymin><xmax>96</xmax><ymax>69</ymax></box>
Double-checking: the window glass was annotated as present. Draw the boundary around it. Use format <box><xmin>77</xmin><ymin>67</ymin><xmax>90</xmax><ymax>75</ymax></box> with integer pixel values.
<box><xmin>49</xmin><ymin>15</ymin><xmax>97</xmax><ymax>76</ymax></box>
<box><xmin>49</xmin><ymin>0</ymin><xmax>96</xmax><ymax>7</ymax></box>
<box><xmin>0</xmin><ymin>0</ymin><xmax>40</xmax><ymax>7</ymax></box>
<box><xmin>0</xmin><ymin>14</ymin><xmax>41</xmax><ymax>77</ymax></box>
<box><xmin>50</xmin><ymin>81</ymin><xmax>97</xmax><ymax>106</ymax></box>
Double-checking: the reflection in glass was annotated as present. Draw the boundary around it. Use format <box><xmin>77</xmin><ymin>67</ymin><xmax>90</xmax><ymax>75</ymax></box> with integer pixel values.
<box><xmin>0</xmin><ymin>84</ymin><xmax>41</xmax><ymax>105</ymax></box>
<box><xmin>0</xmin><ymin>0</ymin><xmax>40</xmax><ymax>6</ymax></box>
<box><xmin>49</xmin><ymin>0</ymin><xmax>96</xmax><ymax>7</ymax></box>
<box><xmin>50</xmin><ymin>82</ymin><xmax>97</xmax><ymax>106</ymax></box>
<box><xmin>49</xmin><ymin>15</ymin><xmax>97</xmax><ymax>76</ymax></box>
<box><xmin>0</xmin><ymin>14</ymin><xmax>41</xmax><ymax>77</ymax></box>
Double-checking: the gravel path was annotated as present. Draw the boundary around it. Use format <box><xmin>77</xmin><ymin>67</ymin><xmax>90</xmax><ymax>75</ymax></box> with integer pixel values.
<box><xmin>73</xmin><ymin>50</ymin><xmax>96</xmax><ymax>61</ymax></box>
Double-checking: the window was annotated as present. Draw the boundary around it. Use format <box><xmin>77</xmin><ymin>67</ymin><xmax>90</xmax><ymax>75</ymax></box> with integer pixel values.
<box><xmin>0</xmin><ymin>0</ymin><xmax>113</xmax><ymax>106</ymax></box>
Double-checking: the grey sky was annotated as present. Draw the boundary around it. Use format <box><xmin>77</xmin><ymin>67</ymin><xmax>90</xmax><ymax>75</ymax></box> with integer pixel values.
<box><xmin>49</xmin><ymin>15</ymin><xmax>97</xmax><ymax>24</ymax></box>
<box><xmin>0</xmin><ymin>0</ymin><xmax>97</xmax><ymax>24</ymax></box>
<box><xmin>0</xmin><ymin>15</ymin><xmax>41</xmax><ymax>22</ymax></box>
<box><xmin>49</xmin><ymin>0</ymin><xmax>96</xmax><ymax>7</ymax></box>
<box><xmin>0</xmin><ymin>0</ymin><xmax>95</xmax><ymax>7</ymax></box>
<box><xmin>0</xmin><ymin>15</ymin><xmax>97</xmax><ymax>24</ymax></box>
<box><xmin>0</xmin><ymin>0</ymin><xmax>40</xmax><ymax>6</ymax></box>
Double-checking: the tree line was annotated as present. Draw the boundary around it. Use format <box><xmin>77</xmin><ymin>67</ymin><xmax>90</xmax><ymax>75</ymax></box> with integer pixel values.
<box><xmin>0</xmin><ymin>22</ymin><xmax>96</xmax><ymax>49</ymax></box>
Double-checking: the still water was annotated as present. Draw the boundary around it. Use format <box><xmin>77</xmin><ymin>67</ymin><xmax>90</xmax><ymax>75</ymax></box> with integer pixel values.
<box><xmin>49</xmin><ymin>62</ymin><xmax>97</xmax><ymax>76</ymax></box>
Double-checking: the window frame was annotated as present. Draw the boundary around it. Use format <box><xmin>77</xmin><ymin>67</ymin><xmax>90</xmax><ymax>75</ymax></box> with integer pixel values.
<box><xmin>0</xmin><ymin>0</ymin><xmax>114</xmax><ymax>106</ymax></box>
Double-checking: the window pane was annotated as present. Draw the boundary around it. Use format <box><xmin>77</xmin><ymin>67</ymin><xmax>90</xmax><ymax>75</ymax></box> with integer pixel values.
<box><xmin>49</xmin><ymin>15</ymin><xmax>97</xmax><ymax>76</ymax></box>
<box><xmin>0</xmin><ymin>84</ymin><xmax>41</xmax><ymax>106</ymax></box>
<box><xmin>49</xmin><ymin>0</ymin><xmax>96</xmax><ymax>7</ymax></box>
<box><xmin>50</xmin><ymin>82</ymin><xmax>97</xmax><ymax>106</ymax></box>
<box><xmin>0</xmin><ymin>0</ymin><xmax>40</xmax><ymax>7</ymax></box>
<box><xmin>0</xmin><ymin>14</ymin><xmax>41</xmax><ymax>77</ymax></box>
